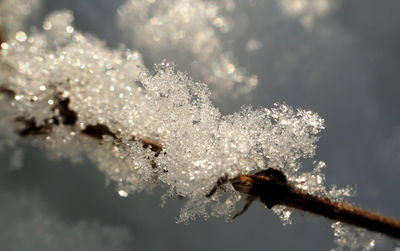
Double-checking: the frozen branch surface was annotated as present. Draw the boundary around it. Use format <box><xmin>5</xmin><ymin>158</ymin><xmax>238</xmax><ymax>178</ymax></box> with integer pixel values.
<box><xmin>0</xmin><ymin>10</ymin><xmax>333</xmax><ymax>221</ymax></box>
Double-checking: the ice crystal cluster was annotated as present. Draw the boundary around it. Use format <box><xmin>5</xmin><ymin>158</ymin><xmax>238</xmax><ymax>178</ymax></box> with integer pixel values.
<box><xmin>0</xmin><ymin>9</ymin><xmax>331</xmax><ymax>220</ymax></box>
<box><xmin>331</xmin><ymin>222</ymin><xmax>377</xmax><ymax>251</ymax></box>
<box><xmin>0</xmin><ymin>0</ymin><xmax>379</xmax><ymax>250</ymax></box>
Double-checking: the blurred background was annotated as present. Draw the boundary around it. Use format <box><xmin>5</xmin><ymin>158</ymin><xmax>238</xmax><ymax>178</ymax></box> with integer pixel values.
<box><xmin>1</xmin><ymin>0</ymin><xmax>400</xmax><ymax>250</ymax></box>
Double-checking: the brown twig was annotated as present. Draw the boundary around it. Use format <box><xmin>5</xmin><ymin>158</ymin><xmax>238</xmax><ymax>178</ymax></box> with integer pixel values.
<box><xmin>210</xmin><ymin>169</ymin><xmax>400</xmax><ymax>240</ymax></box>
<box><xmin>285</xmin><ymin>189</ymin><xmax>400</xmax><ymax>239</ymax></box>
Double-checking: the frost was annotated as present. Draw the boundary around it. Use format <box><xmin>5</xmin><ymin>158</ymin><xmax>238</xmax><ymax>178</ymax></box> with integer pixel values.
<box><xmin>272</xmin><ymin>160</ymin><xmax>353</xmax><ymax>226</ymax></box>
<box><xmin>0</xmin><ymin>10</ymin><xmax>327</xmax><ymax>222</ymax></box>
<box><xmin>331</xmin><ymin>222</ymin><xmax>377</xmax><ymax>251</ymax></box>
<box><xmin>293</xmin><ymin>161</ymin><xmax>354</xmax><ymax>200</ymax></box>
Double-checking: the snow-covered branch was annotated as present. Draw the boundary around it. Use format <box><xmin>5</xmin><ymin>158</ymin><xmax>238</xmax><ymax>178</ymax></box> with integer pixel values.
<box><xmin>1</xmin><ymin>0</ymin><xmax>398</xmax><ymax>250</ymax></box>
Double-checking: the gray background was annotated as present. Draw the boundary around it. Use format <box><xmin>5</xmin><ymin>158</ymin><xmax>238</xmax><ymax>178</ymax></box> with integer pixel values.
<box><xmin>1</xmin><ymin>0</ymin><xmax>400</xmax><ymax>250</ymax></box>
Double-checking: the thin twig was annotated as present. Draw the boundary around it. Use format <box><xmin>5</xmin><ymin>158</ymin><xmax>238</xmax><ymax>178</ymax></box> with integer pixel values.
<box><xmin>224</xmin><ymin>170</ymin><xmax>400</xmax><ymax>240</ymax></box>
<box><xmin>285</xmin><ymin>189</ymin><xmax>400</xmax><ymax>239</ymax></box>
<box><xmin>3</xmin><ymin>81</ymin><xmax>400</xmax><ymax>239</ymax></box>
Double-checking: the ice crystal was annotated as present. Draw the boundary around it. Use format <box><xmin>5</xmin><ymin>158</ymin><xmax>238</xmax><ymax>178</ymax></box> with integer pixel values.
<box><xmin>331</xmin><ymin>222</ymin><xmax>377</xmax><ymax>251</ymax></box>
